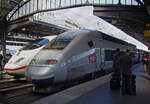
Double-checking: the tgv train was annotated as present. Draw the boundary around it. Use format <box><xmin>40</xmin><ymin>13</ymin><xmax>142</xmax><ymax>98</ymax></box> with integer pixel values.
<box><xmin>4</xmin><ymin>36</ymin><xmax>56</xmax><ymax>78</ymax></box>
<box><xmin>26</xmin><ymin>29</ymin><xmax>138</xmax><ymax>93</ymax></box>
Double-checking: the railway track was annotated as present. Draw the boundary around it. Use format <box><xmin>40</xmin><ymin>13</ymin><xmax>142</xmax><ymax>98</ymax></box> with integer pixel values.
<box><xmin>0</xmin><ymin>73</ymin><xmax>49</xmax><ymax>104</ymax></box>
<box><xmin>0</xmin><ymin>79</ymin><xmax>46</xmax><ymax>104</ymax></box>
<box><xmin>0</xmin><ymin>76</ymin><xmax>31</xmax><ymax>91</ymax></box>
<box><xmin>0</xmin><ymin>71</ymin><xmax>110</xmax><ymax>104</ymax></box>
<box><xmin>0</xmin><ymin>80</ymin><xmax>26</xmax><ymax>89</ymax></box>
<box><xmin>5</xmin><ymin>87</ymin><xmax>47</xmax><ymax>104</ymax></box>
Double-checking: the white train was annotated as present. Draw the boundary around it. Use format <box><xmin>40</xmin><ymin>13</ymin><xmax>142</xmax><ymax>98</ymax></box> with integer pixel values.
<box><xmin>4</xmin><ymin>36</ymin><xmax>56</xmax><ymax>78</ymax></box>
<box><xmin>26</xmin><ymin>29</ymin><xmax>139</xmax><ymax>93</ymax></box>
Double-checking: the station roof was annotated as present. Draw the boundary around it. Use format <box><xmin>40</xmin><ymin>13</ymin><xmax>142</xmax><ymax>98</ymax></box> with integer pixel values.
<box><xmin>11</xmin><ymin>19</ymin><xmax>66</xmax><ymax>37</ymax></box>
<box><xmin>0</xmin><ymin>0</ymin><xmax>22</xmax><ymax>17</ymax></box>
<box><xmin>1</xmin><ymin>0</ymin><xmax>150</xmax><ymax>49</ymax></box>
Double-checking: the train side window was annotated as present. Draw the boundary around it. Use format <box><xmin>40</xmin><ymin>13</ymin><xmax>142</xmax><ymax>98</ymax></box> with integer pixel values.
<box><xmin>21</xmin><ymin>38</ymin><xmax>46</xmax><ymax>50</ymax></box>
<box><xmin>88</xmin><ymin>40</ymin><xmax>93</xmax><ymax>47</ymax></box>
<box><xmin>104</xmin><ymin>50</ymin><xmax>115</xmax><ymax>61</ymax></box>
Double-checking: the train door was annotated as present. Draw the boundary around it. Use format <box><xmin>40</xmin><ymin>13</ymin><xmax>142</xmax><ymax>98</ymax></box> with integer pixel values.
<box><xmin>103</xmin><ymin>49</ymin><xmax>115</xmax><ymax>71</ymax></box>
<box><xmin>95</xmin><ymin>37</ymin><xmax>103</xmax><ymax>72</ymax></box>
<box><xmin>100</xmin><ymin>48</ymin><xmax>105</xmax><ymax>70</ymax></box>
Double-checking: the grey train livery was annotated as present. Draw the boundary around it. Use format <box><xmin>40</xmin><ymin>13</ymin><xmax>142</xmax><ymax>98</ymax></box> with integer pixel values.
<box><xmin>26</xmin><ymin>29</ymin><xmax>139</xmax><ymax>93</ymax></box>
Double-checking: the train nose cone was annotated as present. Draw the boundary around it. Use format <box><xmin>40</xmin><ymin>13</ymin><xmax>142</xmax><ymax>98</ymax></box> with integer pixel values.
<box><xmin>26</xmin><ymin>65</ymin><xmax>54</xmax><ymax>84</ymax></box>
<box><xmin>4</xmin><ymin>64</ymin><xmax>27</xmax><ymax>76</ymax></box>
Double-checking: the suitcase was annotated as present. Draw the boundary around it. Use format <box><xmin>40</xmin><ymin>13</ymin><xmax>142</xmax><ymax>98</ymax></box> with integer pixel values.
<box><xmin>131</xmin><ymin>74</ymin><xmax>136</xmax><ymax>95</ymax></box>
<box><xmin>110</xmin><ymin>73</ymin><xmax>120</xmax><ymax>90</ymax></box>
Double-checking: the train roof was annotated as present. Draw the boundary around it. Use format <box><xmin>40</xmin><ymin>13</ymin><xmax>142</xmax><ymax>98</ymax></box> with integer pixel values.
<box><xmin>58</xmin><ymin>29</ymin><xmax>90</xmax><ymax>37</ymax></box>
<box><xmin>99</xmin><ymin>31</ymin><xmax>136</xmax><ymax>48</ymax></box>
<box><xmin>59</xmin><ymin>29</ymin><xmax>136</xmax><ymax>48</ymax></box>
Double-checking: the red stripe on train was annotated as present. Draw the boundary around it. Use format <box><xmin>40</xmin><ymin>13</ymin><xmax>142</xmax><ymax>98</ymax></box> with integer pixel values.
<box><xmin>4</xmin><ymin>66</ymin><xmax>27</xmax><ymax>71</ymax></box>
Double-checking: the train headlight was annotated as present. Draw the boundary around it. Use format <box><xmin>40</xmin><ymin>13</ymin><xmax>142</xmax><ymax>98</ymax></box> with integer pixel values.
<box><xmin>30</xmin><ymin>59</ymin><xmax>57</xmax><ymax>65</ymax></box>
<box><xmin>45</xmin><ymin>60</ymin><xmax>57</xmax><ymax>65</ymax></box>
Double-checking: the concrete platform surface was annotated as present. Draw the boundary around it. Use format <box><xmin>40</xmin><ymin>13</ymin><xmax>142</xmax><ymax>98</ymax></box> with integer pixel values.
<box><xmin>33</xmin><ymin>63</ymin><xmax>150</xmax><ymax>104</ymax></box>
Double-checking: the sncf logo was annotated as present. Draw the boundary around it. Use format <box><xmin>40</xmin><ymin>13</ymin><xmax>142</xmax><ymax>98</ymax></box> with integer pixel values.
<box><xmin>88</xmin><ymin>53</ymin><xmax>96</xmax><ymax>63</ymax></box>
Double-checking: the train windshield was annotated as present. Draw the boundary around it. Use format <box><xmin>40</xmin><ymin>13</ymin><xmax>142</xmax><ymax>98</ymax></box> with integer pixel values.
<box><xmin>21</xmin><ymin>38</ymin><xmax>49</xmax><ymax>50</ymax></box>
<box><xmin>50</xmin><ymin>38</ymin><xmax>72</xmax><ymax>49</ymax></box>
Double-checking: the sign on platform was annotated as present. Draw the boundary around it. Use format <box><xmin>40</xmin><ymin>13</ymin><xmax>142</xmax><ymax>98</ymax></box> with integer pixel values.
<box><xmin>144</xmin><ymin>17</ymin><xmax>150</xmax><ymax>36</ymax></box>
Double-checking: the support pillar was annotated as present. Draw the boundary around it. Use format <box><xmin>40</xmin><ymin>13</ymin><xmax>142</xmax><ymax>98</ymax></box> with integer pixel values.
<box><xmin>0</xmin><ymin>17</ymin><xmax>8</xmax><ymax>69</ymax></box>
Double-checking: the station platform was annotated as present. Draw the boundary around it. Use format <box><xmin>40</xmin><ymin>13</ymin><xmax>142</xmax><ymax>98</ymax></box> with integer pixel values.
<box><xmin>33</xmin><ymin>63</ymin><xmax>150</xmax><ymax>104</ymax></box>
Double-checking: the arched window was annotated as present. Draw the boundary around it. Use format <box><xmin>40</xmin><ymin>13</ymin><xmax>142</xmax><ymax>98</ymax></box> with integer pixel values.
<box><xmin>121</xmin><ymin>0</ymin><xmax>138</xmax><ymax>5</ymax></box>
<box><xmin>88</xmin><ymin>0</ymin><xmax>94</xmax><ymax>4</ymax></box>
<box><xmin>32</xmin><ymin>0</ymin><xmax>37</xmax><ymax>12</ymax></box>
<box><xmin>81</xmin><ymin>0</ymin><xmax>87</xmax><ymax>4</ymax></box>
<box><xmin>70</xmin><ymin>0</ymin><xmax>76</xmax><ymax>5</ymax></box>
<box><xmin>76</xmin><ymin>0</ymin><xmax>82</xmax><ymax>4</ymax></box>
<box><xmin>132</xmin><ymin>0</ymin><xmax>138</xmax><ymax>5</ymax></box>
<box><xmin>113</xmin><ymin>0</ymin><xmax>119</xmax><ymax>4</ymax></box>
<box><xmin>100</xmin><ymin>0</ymin><xmax>106</xmax><ymax>4</ymax></box>
<box><xmin>61</xmin><ymin>0</ymin><xmax>66</xmax><ymax>6</ymax></box>
<box><xmin>93</xmin><ymin>0</ymin><xmax>100</xmax><ymax>4</ymax></box>
<box><xmin>126</xmin><ymin>0</ymin><xmax>132</xmax><ymax>5</ymax></box>
<box><xmin>38</xmin><ymin>0</ymin><xmax>42</xmax><ymax>10</ymax></box>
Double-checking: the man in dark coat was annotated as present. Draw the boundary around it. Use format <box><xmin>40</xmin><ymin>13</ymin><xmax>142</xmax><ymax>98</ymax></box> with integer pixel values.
<box><xmin>113</xmin><ymin>48</ymin><xmax>122</xmax><ymax>74</ymax></box>
<box><xmin>0</xmin><ymin>51</ymin><xmax>3</xmax><ymax>70</ymax></box>
<box><xmin>6</xmin><ymin>49</ymin><xmax>12</xmax><ymax>63</ymax></box>
<box><xmin>110</xmin><ymin>48</ymin><xmax>122</xmax><ymax>90</ymax></box>
<box><xmin>120</xmin><ymin>49</ymin><xmax>132</xmax><ymax>75</ymax></box>
<box><xmin>119</xmin><ymin>49</ymin><xmax>133</xmax><ymax>95</ymax></box>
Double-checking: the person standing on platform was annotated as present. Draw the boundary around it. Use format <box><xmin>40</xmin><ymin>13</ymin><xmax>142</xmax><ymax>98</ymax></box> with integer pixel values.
<box><xmin>146</xmin><ymin>53</ymin><xmax>150</xmax><ymax>75</ymax></box>
<box><xmin>113</xmin><ymin>48</ymin><xmax>122</xmax><ymax>74</ymax></box>
<box><xmin>120</xmin><ymin>49</ymin><xmax>132</xmax><ymax>75</ymax></box>
<box><xmin>143</xmin><ymin>53</ymin><xmax>149</xmax><ymax>72</ymax></box>
<box><xmin>0</xmin><ymin>51</ymin><xmax>3</xmax><ymax>71</ymax></box>
<box><xmin>5</xmin><ymin>49</ymin><xmax>12</xmax><ymax>63</ymax></box>
<box><xmin>110</xmin><ymin>48</ymin><xmax>122</xmax><ymax>90</ymax></box>
<box><xmin>119</xmin><ymin>49</ymin><xmax>134</xmax><ymax>95</ymax></box>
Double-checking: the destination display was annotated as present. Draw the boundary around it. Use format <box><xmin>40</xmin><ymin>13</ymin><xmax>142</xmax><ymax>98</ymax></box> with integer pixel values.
<box><xmin>144</xmin><ymin>17</ymin><xmax>150</xmax><ymax>36</ymax></box>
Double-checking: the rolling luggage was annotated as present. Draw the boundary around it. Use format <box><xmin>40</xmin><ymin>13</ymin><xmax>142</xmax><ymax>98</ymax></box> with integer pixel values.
<box><xmin>110</xmin><ymin>73</ymin><xmax>120</xmax><ymax>90</ymax></box>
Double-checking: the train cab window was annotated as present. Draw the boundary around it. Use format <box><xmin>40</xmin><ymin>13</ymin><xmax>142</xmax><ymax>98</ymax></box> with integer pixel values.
<box><xmin>50</xmin><ymin>38</ymin><xmax>72</xmax><ymax>49</ymax></box>
<box><xmin>104</xmin><ymin>50</ymin><xmax>115</xmax><ymax>61</ymax></box>
<box><xmin>88</xmin><ymin>40</ymin><xmax>93</xmax><ymax>47</ymax></box>
<box><xmin>21</xmin><ymin>38</ymin><xmax>49</xmax><ymax>50</ymax></box>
